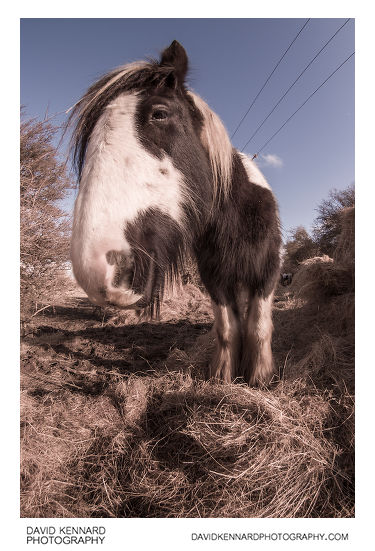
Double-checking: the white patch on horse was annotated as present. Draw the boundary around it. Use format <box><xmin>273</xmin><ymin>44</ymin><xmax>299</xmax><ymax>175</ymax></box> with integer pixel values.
<box><xmin>238</xmin><ymin>152</ymin><xmax>271</xmax><ymax>190</ymax></box>
<box><xmin>210</xmin><ymin>301</ymin><xmax>241</xmax><ymax>383</ymax></box>
<box><xmin>71</xmin><ymin>92</ymin><xmax>185</xmax><ymax>305</ymax></box>
<box><xmin>244</xmin><ymin>292</ymin><xmax>274</xmax><ymax>384</ymax></box>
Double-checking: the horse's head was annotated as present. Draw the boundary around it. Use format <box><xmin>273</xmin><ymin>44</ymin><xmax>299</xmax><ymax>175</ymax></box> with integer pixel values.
<box><xmin>70</xmin><ymin>41</ymin><xmax>232</xmax><ymax>313</ymax></box>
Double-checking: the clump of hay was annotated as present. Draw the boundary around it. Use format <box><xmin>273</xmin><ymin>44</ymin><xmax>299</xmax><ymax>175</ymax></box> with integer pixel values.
<box><xmin>291</xmin><ymin>255</ymin><xmax>354</xmax><ymax>303</ymax></box>
<box><xmin>291</xmin><ymin>206</ymin><xmax>355</xmax><ymax>304</ymax></box>
<box><xmin>160</xmin><ymin>283</ymin><xmax>212</xmax><ymax>322</ymax></box>
<box><xmin>278</xmin><ymin>208</ymin><xmax>354</xmax><ymax>389</ymax></box>
<box><xmin>21</xmin><ymin>370</ymin><xmax>352</xmax><ymax>518</ymax></box>
<box><xmin>112</xmin><ymin>374</ymin><xmax>351</xmax><ymax>518</ymax></box>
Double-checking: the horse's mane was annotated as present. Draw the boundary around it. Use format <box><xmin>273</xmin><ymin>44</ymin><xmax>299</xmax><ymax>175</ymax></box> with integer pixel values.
<box><xmin>188</xmin><ymin>91</ymin><xmax>233</xmax><ymax>199</ymax></box>
<box><xmin>68</xmin><ymin>60</ymin><xmax>233</xmax><ymax>198</ymax></box>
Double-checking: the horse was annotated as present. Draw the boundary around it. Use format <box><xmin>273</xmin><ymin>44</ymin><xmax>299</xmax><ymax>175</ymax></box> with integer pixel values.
<box><xmin>69</xmin><ymin>40</ymin><xmax>281</xmax><ymax>386</ymax></box>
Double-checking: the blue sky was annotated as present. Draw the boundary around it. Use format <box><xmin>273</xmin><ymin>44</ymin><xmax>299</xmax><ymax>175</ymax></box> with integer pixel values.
<box><xmin>20</xmin><ymin>18</ymin><xmax>354</xmax><ymax>240</ymax></box>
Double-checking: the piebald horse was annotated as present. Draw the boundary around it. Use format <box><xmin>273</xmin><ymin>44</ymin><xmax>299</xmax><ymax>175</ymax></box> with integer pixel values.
<box><xmin>70</xmin><ymin>41</ymin><xmax>281</xmax><ymax>385</ymax></box>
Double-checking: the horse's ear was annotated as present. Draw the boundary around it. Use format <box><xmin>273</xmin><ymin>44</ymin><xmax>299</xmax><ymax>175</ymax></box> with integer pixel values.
<box><xmin>160</xmin><ymin>40</ymin><xmax>188</xmax><ymax>88</ymax></box>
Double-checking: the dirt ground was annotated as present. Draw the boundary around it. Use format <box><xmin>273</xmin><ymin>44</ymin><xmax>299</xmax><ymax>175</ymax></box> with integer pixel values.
<box><xmin>20</xmin><ymin>285</ymin><xmax>307</xmax><ymax>385</ymax></box>
<box><xmin>21</xmin><ymin>285</ymin><xmax>213</xmax><ymax>383</ymax></box>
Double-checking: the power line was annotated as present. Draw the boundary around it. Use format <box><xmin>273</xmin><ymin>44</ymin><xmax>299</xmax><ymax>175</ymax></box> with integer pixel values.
<box><xmin>241</xmin><ymin>18</ymin><xmax>351</xmax><ymax>151</ymax></box>
<box><xmin>251</xmin><ymin>51</ymin><xmax>355</xmax><ymax>157</ymax></box>
<box><xmin>230</xmin><ymin>19</ymin><xmax>310</xmax><ymax>139</ymax></box>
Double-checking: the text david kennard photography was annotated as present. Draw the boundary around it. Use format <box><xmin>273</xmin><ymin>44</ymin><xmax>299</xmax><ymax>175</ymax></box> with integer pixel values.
<box><xmin>26</xmin><ymin>526</ymin><xmax>106</xmax><ymax>545</ymax></box>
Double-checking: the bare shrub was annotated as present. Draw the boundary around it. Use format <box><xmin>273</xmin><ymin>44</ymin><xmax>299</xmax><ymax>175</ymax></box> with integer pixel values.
<box><xmin>20</xmin><ymin>111</ymin><xmax>73</xmax><ymax>316</ymax></box>
<box><xmin>313</xmin><ymin>185</ymin><xmax>355</xmax><ymax>257</ymax></box>
<box><xmin>334</xmin><ymin>206</ymin><xmax>355</xmax><ymax>271</ymax></box>
<box><xmin>282</xmin><ymin>226</ymin><xmax>318</xmax><ymax>273</ymax></box>
<box><xmin>282</xmin><ymin>185</ymin><xmax>354</xmax><ymax>275</ymax></box>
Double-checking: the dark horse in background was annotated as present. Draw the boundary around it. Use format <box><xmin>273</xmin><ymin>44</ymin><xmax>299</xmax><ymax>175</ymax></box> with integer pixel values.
<box><xmin>70</xmin><ymin>41</ymin><xmax>281</xmax><ymax>385</ymax></box>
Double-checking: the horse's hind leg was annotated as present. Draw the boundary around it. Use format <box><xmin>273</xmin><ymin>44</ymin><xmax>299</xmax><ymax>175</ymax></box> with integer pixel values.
<box><xmin>240</xmin><ymin>291</ymin><xmax>275</xmax><ymax>386</ymax></box>
<box><xmin>209</xmin><ymin>301</ymin><xmax>241</xmax><ymax>383</ymax></box>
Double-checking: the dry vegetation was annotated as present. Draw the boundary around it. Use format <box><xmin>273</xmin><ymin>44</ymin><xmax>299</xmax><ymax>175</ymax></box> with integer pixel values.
<box><xmin>20</xmin><ymin>211</ymin><xmax>354</xmax><ymax>519</ymax></box>
<box><xmin>20</xmin><ymin>114</ymin><xmax>354</xmax><ymax>518</ymax></box>
<box><xmin>20</xmin><ymin>111</ymin><xmax>73</xmax><ymax>318</ymax></box>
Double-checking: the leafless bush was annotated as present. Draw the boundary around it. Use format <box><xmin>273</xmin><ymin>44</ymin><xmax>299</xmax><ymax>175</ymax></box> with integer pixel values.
<box><xmin>282</xmin><ymin>226</ymin><xmax>318</xmax><ymax>273</ymax></box>
<box><xmin>282</xmin><ymin>184</ymin><xmax>355</xmax><ymax>275</ymax></box>
<box><xmin>20</xmin><ymin>111</ymin><xmax>73</xmax><ymax>316</ymax></box>
<box><xmin>333</xmin><ymin>206</ymin><xmax>355</xmax><ymax>272</ymax></box>
<box><xmin>313</xmin><ymin>185</ymin><xmax>355</xmax><ymax>257</ymax></box>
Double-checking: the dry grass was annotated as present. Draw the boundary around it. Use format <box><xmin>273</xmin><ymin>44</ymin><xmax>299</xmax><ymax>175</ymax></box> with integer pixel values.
<box><xmin>104</xmin><ymin>283</ymin><xmax>213</xmax><ymax>327</ymax></box>
<box><xmin>290</xmin><ymin>255</ymin><xmax>354</xmax><ymax>303</ymax></box>
<box><xmin>334</xmin><ymin>206</ymin><xmax>355</xmax><ymax>270</ymax></box>
<box><xmin>20</xmin><ymin>209</ymin><xmax>355</xmax><ymax>518</ymax></box>
<box><xmin>20</xmin><ymin>369</ymin><xmax>352</xmax><ymax>518</ymax></box>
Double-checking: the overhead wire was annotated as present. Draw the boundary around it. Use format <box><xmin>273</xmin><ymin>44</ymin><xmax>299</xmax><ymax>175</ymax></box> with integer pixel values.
<box><xmin>241</xmin><ymin>18</ymin><xmax>351</xmax><ymax>151</ymax></box>
<box><xmin>250</xmin><ymin>51</ymin><xmax>355</xmax><ymax>158</ymax></box>
<box><xmin>230</xmin><ymin>18</ymin><xmax>310</xmax><ymax>139</ymax></box>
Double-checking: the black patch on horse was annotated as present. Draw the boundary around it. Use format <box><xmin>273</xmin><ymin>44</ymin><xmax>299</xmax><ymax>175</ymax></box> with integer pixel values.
<box><xmin>124</xmin><ymin>207</ymin><xmax>186</xmax><ymax>317</ymax></box>
<box><xmin>193</xmin><ymin>151</ymin><xmax>281</xmax><ymax>305</ymax></box>
<box><xmin>135</xmin><ymin>90</ymin><xmax>212</xmax><ymax>225</ymax></box>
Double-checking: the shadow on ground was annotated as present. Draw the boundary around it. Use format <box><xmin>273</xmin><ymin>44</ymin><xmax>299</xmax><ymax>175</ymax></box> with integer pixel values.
<box><xmin>22</xmin><ymin>297</ymin><xmax>211</xmax><ymax>379</ymax></box>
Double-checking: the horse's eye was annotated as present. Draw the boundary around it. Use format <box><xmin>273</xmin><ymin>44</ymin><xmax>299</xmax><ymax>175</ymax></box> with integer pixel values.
<box><xmin>151</xmin><ymin>109</ymin><xmax>168</xmax><ymax>121</ymax></box>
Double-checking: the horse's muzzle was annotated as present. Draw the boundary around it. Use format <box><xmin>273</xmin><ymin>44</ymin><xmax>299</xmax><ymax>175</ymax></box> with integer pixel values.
<box><xmin>100</xmin><ymin>248</ymin><xmax>157</xmax><ymax>310</ymax></box>
<box><xmin>99</xmin><ymin>249</ymin><xmax>144</xmax><ymax>309</ymax></box>
<box><xmin>102</xmin><ymin>287</ymin><xmax>143</xmax><ymax>309</ymax></box>
<box><xmin>72</xmin><ymin>245</ymin><xmax>158</xmax><ymax>310</ymax></box>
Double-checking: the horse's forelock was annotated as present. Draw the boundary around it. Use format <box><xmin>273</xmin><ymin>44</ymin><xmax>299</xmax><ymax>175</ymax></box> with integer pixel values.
<box><xmin>187</xmin><ymin>91</ymin><xmax>233</xmax><ymax>200</ymax></box>
<box><xmin>68</xmin><ymin>61</ymin><xmax>175</xmax><ymax>177</ymax></box>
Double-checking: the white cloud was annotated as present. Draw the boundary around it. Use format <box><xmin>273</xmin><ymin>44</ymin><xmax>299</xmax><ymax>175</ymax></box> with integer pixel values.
<box><xmin>260</xmin><ymin>153</ymin><xmax>284</xmax><ymax>168</ymax></box>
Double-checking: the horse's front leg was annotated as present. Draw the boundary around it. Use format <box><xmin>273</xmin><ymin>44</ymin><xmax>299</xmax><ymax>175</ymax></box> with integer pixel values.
<box><xmin>209</xmin><ymin>301</ymin><xmax>241</xmax><ymax>383</ymax></box>
<box><xmin>240</xmin><ymin>291</ymin><xmax>275</xmax><ymax>386</ymax></box>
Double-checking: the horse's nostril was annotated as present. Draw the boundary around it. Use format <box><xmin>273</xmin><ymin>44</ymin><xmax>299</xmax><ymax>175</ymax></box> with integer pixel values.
<box><xmin>106</xmin><ymin>251</ymin><xmax>116</xmax><ymax>265</ymax></box>
<box><xmin>106</xmin><ymin>250</ymin><xmax>134</xmax><ymax>288</ymax></box>
<box><xmin>106</xmin><ymin>250</ymin><xmax>127</xmax><ymax>267</ymax></box>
